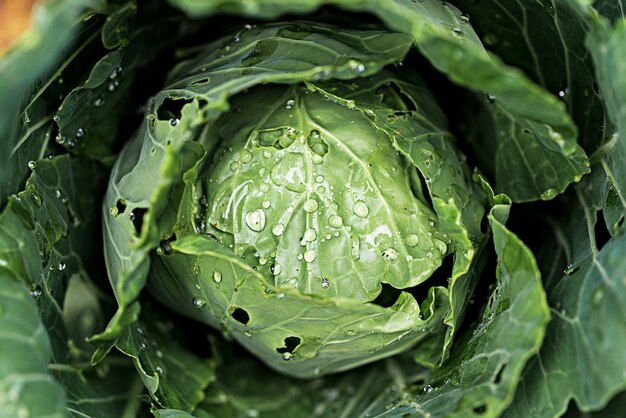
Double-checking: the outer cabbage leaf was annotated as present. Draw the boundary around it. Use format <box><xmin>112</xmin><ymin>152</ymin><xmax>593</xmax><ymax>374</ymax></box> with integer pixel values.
<box><xmin>504</xmin><ymin>15</ymin><xmax>626</xmax><ymax>418</ymax></box>
<box><xmin>168</xmin><ymin>0</ymin><xmax>588</xmax><ymax>202</ymax></box>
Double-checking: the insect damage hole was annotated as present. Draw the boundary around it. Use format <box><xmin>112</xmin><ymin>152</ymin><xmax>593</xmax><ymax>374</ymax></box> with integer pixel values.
<box><xmin>156</xmin><ymin>97</ymin><xmax>192</xmax><ymax>122</ymax></box>
<box><xmin>229</xmin><ymin>307</ymin><xmax>250</xmax><ymax>325</ymax></box>
<box><xmin>276</xmin><ymin>336</ymin><xmax>301</xmax><ymax>355</ymax></box>
<box><xmin>129</xmin><ymin>208</ymin><xmax>147</xmax><ymax>236</ymax></box>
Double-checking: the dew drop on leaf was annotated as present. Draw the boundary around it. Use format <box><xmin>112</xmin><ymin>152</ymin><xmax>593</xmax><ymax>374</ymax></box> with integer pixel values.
<box><xmin>272</xmin><ymin>223</ymin><xmax>285</xmax><ymax>236</ymax></box>
<box><xmin>328</xmin><ymin>214</ymin><xmax>343</xmax><ymax>228</ymax></box>
<box><xmin>353</xmin><ymin>200</ymin><xmax>369</xmax><ymax>217</ymax></box>
<box><xmin>382</xmin><ymin>248</ymin><xmax>399</xmax><ymax>263</ymax></box>
<box><xmin>245</xmin><ymin>209</ymin><xmax>266</xmax><ymax>232</ymax></box>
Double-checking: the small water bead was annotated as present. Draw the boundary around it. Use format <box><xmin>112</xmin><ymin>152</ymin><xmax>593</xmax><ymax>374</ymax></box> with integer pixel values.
<box><xmin>353</xmin><ymin>201</ymin><xmax>369</xmax><ymax>218</ymax></box>
<box><xmin>315</xmin><ymin>175</ymin><xmax>324</xmax><ymax>183</ymax></box>
<box><xmin>229</xmin><ymin>161</ymin><xmax>241</xmax><ymax>171</ymax></box>
<box><xmin>213</xmin><ymin>270</ymin><xmax>222</xmax><ymax>283</ymax></box>
<box><xmin>423</xmin><ymin>385</ymin><xmax>433</xmax><ymax>393</ymax></box>
<box><xmin>405</xmin><ymin>234</ymin><xmax>419</xmax><ymax>247</ymax></box>
<box><xmin>58</xmin><ymin>262</ymin><xmax>66</xmax><ymax>271</ymax></box>
<box><xmin>311</xmin><ymin>154</ymin><xmax>323</xmax><ymax>164</ymax></box>
<box><xmin>240</xmin><ymin>149</ymin><xmax>253</xmax><ymax>163</ymax></box>
<box><xmin>328</xmin><ymin>214</ymin><xmax>343</xmax><ymax>228</ymax></box>
<box><xmin>381</xmin><ymin>248</ymin><xmax>399</xmax><ymax>263</ymax></box>
<box><xmin>459</xmin><ymin>13</ymin><xmax>470</xmax><ymax>23</ymax></box>
<box><xmin>321</xmin><ymin>278</ymin><xmax>329</xmax><ymax>288</ymax></box>
<box><xmin>94</xmin><ymin>95</ymin><xmax>105</xmax><ymax>107</ymax></box>
<box><xmin>30</xmin><ymin>284</ymin><xmax>43</xmax><ymax>297</ymax></box>
<box><xmin>304</xmin><ymin>249</ymin><xmax>316</xmax><ymax>263</ymax></box>
<box><xmin>317</xmin><ymin>186</ymin><xmax>326</xmax><ymax>194</ymax></box>
<box><xmin>285</xmin><ymin>99</ymin><xmax>295</xmax><ymax>110</ymax></box>
<box><xmin>303</xmin><ymin>228</ymin><xmax>317</xmax><ymax>242</ymax></box>
<box><xmin>192</xmin><ymin>297</ymin><xmax>207</xmax><ymax>307</ymax></box>
<box><xmin>303</xmin><ymin>198</ymin><xmax>318</xmax><ymax>213</ymax></box>
<box><xmin>272</xmin><ymin>224</ymin><xmax>285</xmax><ymax>236</ymax></box>
<box><xmin>27</xmin><ymin>161</ymin><xmax>36</xmax><ymax>170</ymax></box>
<box><xmin>297</xmin><ymin>253</ymin><xmax>304</xmax><ymax>260</ymax></box>
<box><xmin>262</xmin><ymin>150</ymin><xmax>272</xmax><ymax>159</ymax></box>
<box><xmin>346</xmin><ymin>329</ymin><xmax>359</xmax><ymax>336</ymax></box>
<box><xmin>282</xmin><ymin>352</ymin><xmax>293</xmax><ymax>361</ymax></box>
<box><xmin>32</xmin><ymin>193</ymin><xmax>42</xmax><ymax>207</ymax></box>
<box><xmin>259</xmin><ymin>182</ymin><xmax>270</xmax><ymax>192</ymax></box>
<box><xmin>270</xmin><ymin>263</ymin><xmax>282</xmax><ymax>275</ymax></box>
<box><xmin>262</xmin><ymin>200</ymin><xmax>271</xmax><ymax>209</ymax></box>
<box><xmin>108</xmin><ymin>80</ymin><xmax>119</xmax><ymax>92</ymax></box>
<box><xmin>259</xmin><ymin>257</ymin><xmax>268</xmax><ymax>265</ymax></box>
<box><xmin>75</xmin><ymin>128</ymin><xmax>85</xmax><ymax>138</ymax></box>
<box><xmin>245</xmin><ymin>209</ymin><xmax>266</xmax><ymax>232</ymax></box>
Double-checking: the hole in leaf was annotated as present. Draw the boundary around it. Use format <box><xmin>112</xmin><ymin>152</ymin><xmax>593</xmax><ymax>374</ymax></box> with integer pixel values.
<box><xmin>158</xmin><ymin>234</ymin><xmax>177</xmax><ymax>255</ymax></box>
<box><xmin>115</xmin><ymin>199</ymin><xmax>126</xmax><ymax>215</ymax></box>
<box><xmin>276</xmin><ymin>336</ymin><xmax>301</xmax><ymax>354</ymax></box>
<box><xmin>493</xmin><ymin>363</ymin><xmax>506</xmax><ymax>384</ymax></box>
<box><xmin>595</xmin><ymin>210</ymin><xmax>611</xmax><ymax>250</ymax></box>
<box><xmin>129</xmin><ymin>208</ymin><xmax>147</xmax><ymax>236</ymax></box>
<box><xmin>473</xmin><ymin>405</ymin><xmax>487</xmax><ymax>414</ymax></box>
<box><xmin>372</xmin><ymin>283</ymin><xmax>402</xmax><ymax>308</ymax></box>
<box><xmin>157</xmin><ymin>98</ymin><xmax>192</xmax><ymax>121</ymax></box>
<box><xmin>229</xmin><ymin>307</ymin><xmax>250</xmax><ymax>324</ymax></box>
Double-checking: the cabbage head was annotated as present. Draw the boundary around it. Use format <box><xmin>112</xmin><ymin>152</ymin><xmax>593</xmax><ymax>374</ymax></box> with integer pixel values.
<box><xmin>1</xmin><ymin>1</ymin><xmax>625</xmax><ymax>417</ymax></box>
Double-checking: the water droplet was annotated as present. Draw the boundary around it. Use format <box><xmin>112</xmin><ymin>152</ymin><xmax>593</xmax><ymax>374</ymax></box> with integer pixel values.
<box><xmin>282</xmin><ymin>352</ymin><xmax>293</xmax><ymax>361</ymax></box>
<box><xmin>321</xmin><ymin>278</ymin><xmax>329</xmax><ymax>288</ymax></box>
<box><xmin>192</xmin><ymin>297</ymin><xmax>207</xmax><ymax>307</ymax></box>
<box><xmin>303</xmin><ymin>228</ymin><xmax>317</xmax><ymax>242</ymax></box>
<box><xmin>270</xmin><ymin>263</ymin><xmax>282</xmax><ymax>275</ymax></box>
<box><xmin>155</xmin><ymin>366</ymin><xmax>164</xmax><ymax>375</ymax></box>
<box><xmin>328</xmin><ymin>214</ymin><xmax>343</xmax><ymax>228</ymax></box>
<box><xmin>382</xmin><ymin>248</ymin><xmax>399</xmax><ymax>263</ymax></box>
<box><xmin>353</xmin><ymin>201</ymin><xmax>369</xmax><ymax>217</ymax></box>
<box><xmin>285</xmin><ymin>99</ymin><xmax>295</xmax><ymax>109</ymax></box>
<box><xmin>213</xmin><ymin>270</ymin><xmax>222</xmax><ymax>283</ymax></box>
<box><xmin>108</xmin><ymin>80</ymin><xmax>119</xmax><ymax>92</ymax></box>
<box><xmin>311</xmin><ymin>154</ymin><xmax>323</xmax><ymax>164</ymax></box>
<box><xmin>540</xmin><ymin>188</ymin><xmax>558</xmax><ymax>200</ymax></box>
<box><xmin>32</xmin><ymin>193</ymin><xmax>42</xmax><ymax>207</ymax></box>
<box><xmin>58</xmin><ymin>262</ymin><xmax>66</xmax><ymax>271</ymax></box>
<box><xmin>346</xmin><ymin>329</ymin><xmax>358</xmax><ymax>336</ymax></box>
<box><xmin>30</xmin><ymin>284</ymin><xmax>42</xmax><ymax>297</ymax></box>
<box><xmin>27</xmin><ymin>161</ymin><xmax>36</xmax><ymax>170</ymax></box>
<box><xmin>245</xmin><ymin>209</ymin><xmax>266</xmax><ymax>232</ymax></box>
<box><xmin>304</xmin><ymin>198</ymin><xmax>318</xmax><ymax>213</ymax></box>
<box><xmin>75</xmin><ymin>128</ymin><xmax>85</xmax><ymax>138</ymax></box>
<box><xmin>272</xmin><ymin>223</ymin><xmax>285</xmax><ymax>236</ymax></box>
<box><xmin>170</xmin><ymin>118</ymin><xmax>180</xmax><ymax>126</ymax></box>
<box><xmin>452</xmin><ymin>27</ymin><xmax>464</xmax><ymax>38</ymax></box>
<box><xmin>315</xmin><ymin>175</ymin><xmax>324</xmax><ymax>183</ymax></box>
<box><xmin>459</xmin><ymin>13</ymin><xmax>470</xmax><ymax>23</ymax></box>
<box><xmin>94</xmin><ymin>95</ymin><xmax>105</xmax><ymax>107</ymax></box>
<box><xmin>405</xmin><ymin>234</ymin><xmax>419</xmax><ymax>247</ymax></box>
<box><xmin>348</xmin><ymin>59</ymin><xmax>365</xmax><ymax>74</ymax></box>
<box><xmin>297</xmin><ymin>253</ymin><xmax>303</xmax><ymax>260</ymax></box>
<box><xmin>304</xmin><ymin>249</ymin><xmax>316</xmax><ymax>263</ymax></box>
<box><xmin>236</xmin><ymin>150</ymin><xmax>253</xmax><ymax>165</ymax></box>
<box><xmin>423</xmin><ymin>385</ymin><xmax>433</xmax><ymax>393</ymax></box>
